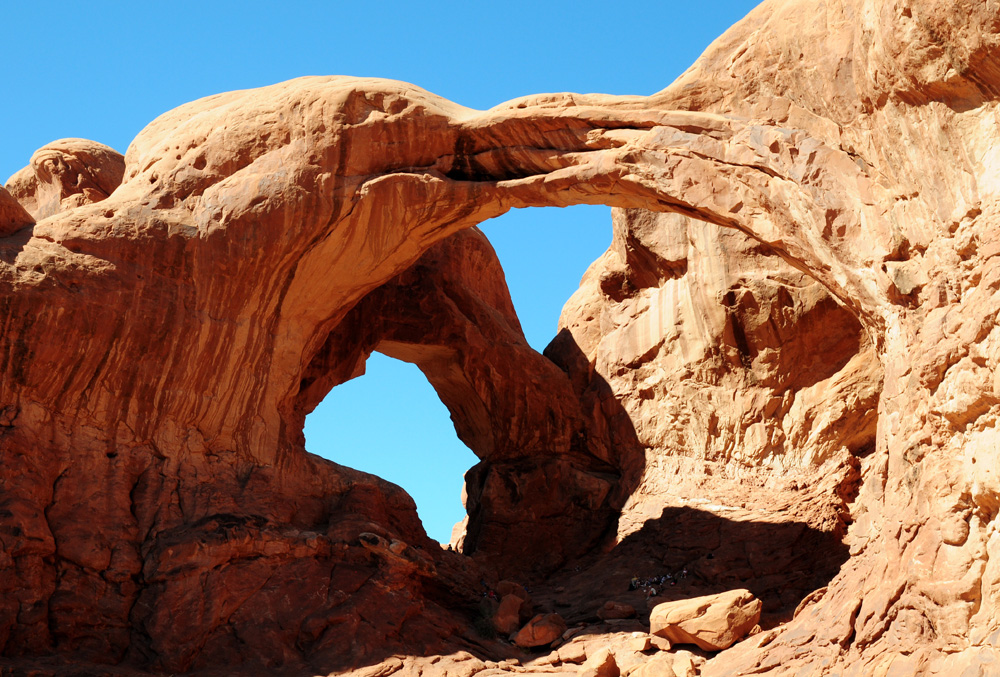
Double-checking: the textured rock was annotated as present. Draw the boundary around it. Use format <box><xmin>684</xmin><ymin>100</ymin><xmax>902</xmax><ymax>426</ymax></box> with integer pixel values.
<box><xmin>495</xmin><ymin>594</ymin><xmax>526</xmax><ymax>636</ymax></box>
<box><xmin>300</xmin><ymin>226</ymin><xmax>625</xmax><ymax>577</ymax></box>
<box><xmin>1</xmin><ymin>0</ymin><xmax>1000</xmax><ymax>674</ymax></box>
<box><xmin>0</xmin><ymin>185</ymin><xmax>34</xmax><ymax>237</ymax></box>
<box><xmin>6</xmin><ymin>138</ymin><xmax>124</xmax><ymax>220</ymax></box>
<box><xmin>514</xmin><ymin>614</ymin><xmax>568</xmax><ymax>648</ymax></box>
<box><xmin>628</xmin><ymin>653</ymin><xmax>678</xmax><ymax>677</ymax></box>
<box><xmin>557</xmin><ymin>641</ymin><xmax>589</xmax><ymax>665</ymax></box>
<box><xmin>579</xmin><ymin>647</ymin><xmax>619</xmax><ymax>677</ymax></box>
<box><xmin>649</xmin><ymin>589</ymin><xmax>762</xmax><ymax>651</ymax></box>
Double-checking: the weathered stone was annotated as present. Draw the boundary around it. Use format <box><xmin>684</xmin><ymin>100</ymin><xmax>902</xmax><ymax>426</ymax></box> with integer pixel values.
<box><xmin>650</xmin><ymin>590</ymin><xmax>761</xmax><ymax>651</ymax></box>
<box><xmin>494</xmin><ymin>594</ymin><xmax>525</xmax><ymax>636</ymax></box>
<box><xmin>579</xmin><ymin>647</ymin><xmax>619</xmax><ymax>677</ymax></box>
<box><xmin>649</xmin><ymin>636</ymin><xmax>672</xmax><ymax>652</ymax></box>
<box><xmin>514</xmin><ymin>614</ymin><xmax>568</xmax><ymax>649</ymax></box>
<box><xmin>558</xmin><ymin>641</ymin><xmax>589</xmax><ymax>665</ymax></box>
<box><xmin>496</xmin><ymin>580</ymin><xmax>532</xmax><ymax>606</ymax></box>
<box><xmin>628</xmin><ymin>653</ymin><xmax>678</xmax><ymax>677</ymax></box>
<box><xmin>0</xmin><ymin>185</ymin><xmax>33</xmax><ymax>237</ymax></box>
<box><xmin>6</xmin><ymin>138</ymin><xmax>124</xmax><ymax>220</ymax></box>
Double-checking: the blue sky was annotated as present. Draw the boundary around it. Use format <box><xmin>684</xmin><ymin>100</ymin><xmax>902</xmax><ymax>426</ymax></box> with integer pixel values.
<box><xmin>4</xmin><ymin>1</ymin><xmax>761</xmax><ymax>542</ymax></box>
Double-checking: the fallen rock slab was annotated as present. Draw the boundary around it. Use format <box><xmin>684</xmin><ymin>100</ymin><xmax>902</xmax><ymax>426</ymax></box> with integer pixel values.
<box><xmin>557</xmin><ymin>640</ymin><xmax>588</xmax><ymax>665</ymax></box>
<box><xmin>514</xmin><ymin>613</ymin><xmax>567</xmax><ymax>648</ymax></box>
<box><xmin>495</xmin><ymin>593</ymin><xmax>526</xmax><ymax>635</ymax></box>
<box><xmin>649</xmin><ymin>589</ymin><xmax>761</xmax><ymax>651</ymax></box>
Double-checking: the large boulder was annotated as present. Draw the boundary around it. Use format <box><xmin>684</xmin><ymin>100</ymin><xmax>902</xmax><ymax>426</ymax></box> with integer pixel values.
<box><xmin>513</xmin><ymin>613</ymin><xmax>567</xmax><ymax>649</ymax></box>
<box><xmin>650</xmin><ymin>589</ymin><xmax>761</xmax><ymax>651</ymax></box>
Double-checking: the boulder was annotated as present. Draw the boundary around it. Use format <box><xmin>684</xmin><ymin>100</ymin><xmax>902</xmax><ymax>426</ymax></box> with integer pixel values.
<box><xmin>513</xmin><ymin>614</ymin><xmax>567</xmax><ymax>648</ymax></box>
<box><xmin>649</xmin><ymin>589</ymin><xmax>761</xmax><ymax>651</ymax></box>
<box><xmin>494</xmin><ymin>594</ymin><xmax>525</xmax><ymax>636</ymax></box>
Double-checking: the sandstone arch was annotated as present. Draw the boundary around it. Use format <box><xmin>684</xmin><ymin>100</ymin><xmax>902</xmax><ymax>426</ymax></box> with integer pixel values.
<box><xmin>2</xmin><ymin>0</ymin><xmax>1000</xmax><ymax>674</ymax></box>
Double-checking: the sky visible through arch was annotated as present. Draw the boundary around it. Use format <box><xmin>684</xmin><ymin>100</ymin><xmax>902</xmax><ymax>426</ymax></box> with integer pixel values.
<box><xmin>4</xmin><ymin>0</ymin><xmax>762</xmax><ymax>542</ymax></box>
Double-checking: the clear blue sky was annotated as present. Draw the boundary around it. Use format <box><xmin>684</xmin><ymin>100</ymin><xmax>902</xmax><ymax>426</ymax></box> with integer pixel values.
<box><xmin>4</xmin><ymin>0</ymin><xmax>761</xmax><ymax>542</ymax></box>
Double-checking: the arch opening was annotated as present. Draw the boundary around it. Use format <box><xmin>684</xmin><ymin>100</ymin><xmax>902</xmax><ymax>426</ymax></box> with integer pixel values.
<box><xmin>302</xmin><ymin>204</ymin><xmax>615</xmax><ymax>547</ymax></box>
<box><xmin>304</xmin><ymin>351</ymin><xmax>476</xmax><ymax>544</ymax></box>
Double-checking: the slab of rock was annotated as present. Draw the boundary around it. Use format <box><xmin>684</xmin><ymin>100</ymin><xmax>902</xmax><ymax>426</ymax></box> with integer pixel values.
<box><xmin>649</xmin><ymin>635</ymin><xmax>671</xmax><ymax>652</ymax></box>
<box><xmin>513</xmin><ymin>614</ymin><xmax>567</xmax><ymax>649</ymax></box>
<box><xmin>579</xmin><ymin>647</ymin><xmax>619</xmax><ymax>677</ymax></box>
<box><xmin>494</xmin><ymin>593</ymin><xmax>526</xmax><ymax>636</ymax></box>
<box><xmin>628</xmin><ymin>653</ymin><xmax>678</xmax><ymax>677</ymax></box>
<box><xmin>649</xmin><ymin>589</ymin><xmax>761</xmax><ymax>651</ymax></box>
<box><xmin>625</xmin><ymin>633</ymin><xmax>651</xmax><ymax>652</ymax></box>
<box><xmin>557</xmin><ymin>641</ymin><xmax>588</xmax><ymax>665</ymax></box>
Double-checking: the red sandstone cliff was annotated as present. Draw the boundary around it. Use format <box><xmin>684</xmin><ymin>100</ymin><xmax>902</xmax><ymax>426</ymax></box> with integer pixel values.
<box><xmin>2</xmin><ymin>0</ymin><xmax>999</xmax><ymax>675</ymax></box>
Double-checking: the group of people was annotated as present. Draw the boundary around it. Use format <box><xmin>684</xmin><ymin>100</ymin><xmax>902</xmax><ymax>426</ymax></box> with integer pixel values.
<box><xmin>628</xmin><ymin>568</ymin><xmax>690</xmax><ymax>598</ymax></box>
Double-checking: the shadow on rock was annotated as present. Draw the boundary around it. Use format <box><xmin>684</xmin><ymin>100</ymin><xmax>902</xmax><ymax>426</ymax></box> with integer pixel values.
<box><xmin>533</xmin><ymin>505</ymin><xmax>851</xmax><ymax>631</ymax></box>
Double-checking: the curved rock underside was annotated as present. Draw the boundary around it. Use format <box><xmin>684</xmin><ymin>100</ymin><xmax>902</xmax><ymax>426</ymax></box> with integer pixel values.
<box><xmin>2</xmin><ymin>0</ymin><xmax>1000</xmax><ymax>674</ymax></box>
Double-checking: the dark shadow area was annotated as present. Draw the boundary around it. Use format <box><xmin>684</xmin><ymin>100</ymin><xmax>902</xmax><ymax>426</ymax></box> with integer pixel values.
<box><xmin>314</xmin><ymin>502</ymin><xmax>850</xmax><ymax>675</ymax></box>
<box><xmin>0</xmin><ymin>225</ymin><xmax>34</xmax><ymax>264</ymax></box>
<box><xmin>531</xmin><ymin>506</ymin><xmax>851</xmax><ymax>632</ymax></box>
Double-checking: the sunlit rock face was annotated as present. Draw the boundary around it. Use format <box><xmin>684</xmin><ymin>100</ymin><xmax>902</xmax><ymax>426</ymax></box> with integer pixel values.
<box><xmin>1</xmin><ymin>0</ymin><xmax>999</xmax><ymax>675</ymax></box>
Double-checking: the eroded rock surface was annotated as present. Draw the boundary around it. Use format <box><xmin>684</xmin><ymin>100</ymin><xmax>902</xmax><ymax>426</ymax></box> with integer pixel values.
<box><xmin>6</xmin><ymin>138</ymin><xmax>125</xmax><ymax>221</ymax></box>
<box><xmin>2</xmin><ymin>0</ymin><xmax>1000</xmax><ymax>675</ymax></box>
<box><xmin>649</xmin><ymin>589</ymin><xmax>762</xmax><ymax>651</ymax></box>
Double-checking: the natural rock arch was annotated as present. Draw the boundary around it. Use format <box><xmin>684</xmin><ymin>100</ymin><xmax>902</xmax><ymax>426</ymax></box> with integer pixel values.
<box><xmin>1</xmin><ymin>0</ymin><xmax>999</xmax><ymax>674</ymax></box>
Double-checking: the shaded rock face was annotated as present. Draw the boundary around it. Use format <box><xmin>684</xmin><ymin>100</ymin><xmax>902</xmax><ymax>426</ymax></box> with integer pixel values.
<box><xmin>1</xmin><ymin>1</ymin><xmax>999</xmax><ymax>676</ymax></box>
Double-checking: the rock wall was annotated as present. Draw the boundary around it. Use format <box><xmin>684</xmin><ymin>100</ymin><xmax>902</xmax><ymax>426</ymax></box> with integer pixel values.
<box><xmin>1</xmin><ymin>0</ymin><xmax>999</xmax><ymax>675</ymax></box>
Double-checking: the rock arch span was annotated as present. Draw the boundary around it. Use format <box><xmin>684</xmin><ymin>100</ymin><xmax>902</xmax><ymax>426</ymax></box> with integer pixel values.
<box><xmin>1</xmin><ymin>0</ymin><xmax>999</xmax><ymax>674</ymax></box>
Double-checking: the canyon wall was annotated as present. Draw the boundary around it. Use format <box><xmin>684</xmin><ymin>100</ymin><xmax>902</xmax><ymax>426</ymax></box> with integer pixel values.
<box><xmin>1</xmin><ymin>0</ymin><xmax>999</xmax><ymax>675</ymax></box>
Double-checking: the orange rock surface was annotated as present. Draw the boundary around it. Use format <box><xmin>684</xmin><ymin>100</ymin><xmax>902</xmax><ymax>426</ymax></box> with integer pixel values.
<box><xmin>650</xmin><ymin>590</ymin><xmax>761</xmax><ymax>651</ymax></box>
<box><xmin>2</xmin><ymin>0</ymin><xmax>1000</xmax><ymax>675</ymax></box>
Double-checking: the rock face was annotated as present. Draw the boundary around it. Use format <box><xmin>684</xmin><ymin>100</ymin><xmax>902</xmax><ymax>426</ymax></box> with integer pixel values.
<box><xmin>6</xmin><ymin>138</ymin><xmax>125</xmax><ymax>221</ymax></box>
<box><xmin>0</xmin><ymin>186</ymin><xmax>34</xmax><ymax>237</ymax></box>
<box><xmin>1</xmin><ymin>0</ymin><xmax>999</xmax><ymax>675</ymax></box>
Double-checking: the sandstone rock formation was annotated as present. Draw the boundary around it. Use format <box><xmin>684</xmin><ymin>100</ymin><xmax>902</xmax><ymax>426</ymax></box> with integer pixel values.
<box><xmin>6</xmin><ymin>138</ymin><xmax>125</xmax><ymax>221</ymax></box>
<box><xmin>2</xmin><ymin>0</ymin><xmax>1000</xmax><ymax>675</ymax></box>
